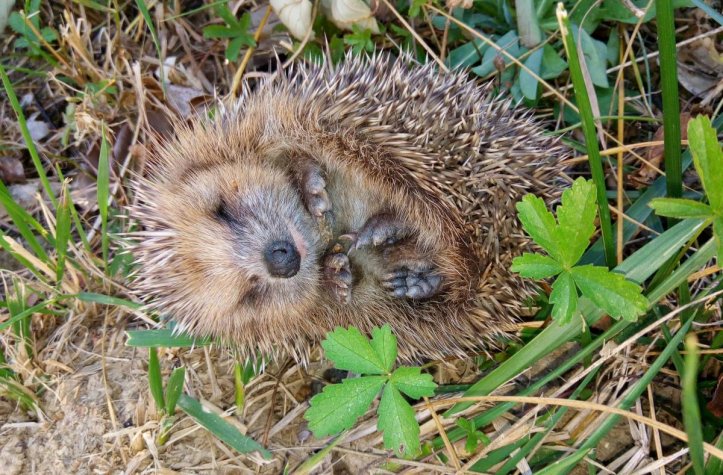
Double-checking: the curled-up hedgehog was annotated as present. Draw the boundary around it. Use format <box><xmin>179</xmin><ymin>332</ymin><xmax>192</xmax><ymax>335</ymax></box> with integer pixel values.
<box><xmin>130</xmin><ymin>54</ymin><xmax>569</xmax><ymax>363</ymax></box>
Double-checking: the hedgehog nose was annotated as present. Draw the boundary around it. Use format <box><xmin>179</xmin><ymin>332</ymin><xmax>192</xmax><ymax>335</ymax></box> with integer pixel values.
<box><xmin>264</xmin><ymin>240</ymin><xmax>301</xmax><ymax>278</ymax></box>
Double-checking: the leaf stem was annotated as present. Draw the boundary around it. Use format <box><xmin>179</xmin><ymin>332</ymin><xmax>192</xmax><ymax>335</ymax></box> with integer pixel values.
<box><xmin>556</xmin><ymin>5</ymin><xmax>616</xmax><ymax>268</ymax></box>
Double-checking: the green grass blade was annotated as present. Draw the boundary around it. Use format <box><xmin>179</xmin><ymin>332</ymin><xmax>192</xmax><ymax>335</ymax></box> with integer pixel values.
<box><xmin>535</xmin><ymin>449</ymin><xmax>591</xmax><ymax>475</ymax></box>
<box><xmin>705</xmin><ymin>432</ymin><xmax>723</xmax><ymax>475</ymax></box>
<box><xmin>148</xmin><ymin>347</ymin><xmax>166</xmax><ymax>411</ymax></box>
<box><xmin>655</xmin><ymin>0</ymin><xmax>682</xmax><ymax>200</ymax></box>
<box><xmin>0</xmin><ymin>180</ymin><xmax>50</xmax><ymax>261</ymax></box>
<box><xmin>683</xmin><ymin>335</ymin><xmax>705</xmax><ymax>474</ymax></box>
<box><xmin>556</xmin><ymin>5</ymin><xmax>615</xmax><ymax>268</ymax></box>
<box><xmin>55</xmin><ymin>183</ymin><xmax>72</xmax><ymax>283</ymax></box>
<box><xmin>0</xmin><ymin>63</ymin><xmax>57</xmax><ymax>208</ymax></box>
<box><xmin>0</xmin><ymin>299</ymin><xmax>52</xmax><ymax>333</ymax></box>
<box><xmin>164</xmin><ymin>367</ymin><xmax>186</xmax><ymax>415</ymax></box>
<box><xmin>125</xmin><ymin>329</ymin><xmax>212</xmax><ymax>348</ymax></box>
<box><xmin>177</xmin><ymin>393</ymin><xmax>271</xmax><ymax>458</ymax></box>
<box><xmin>72</xmin><ymin>292</ymin><xmax>142</xmax><ymax>309</ymax></box>
<box><xmin>97</xmin><ymin>123</ymin><xmax>110</xmax><ymax>265</ymax></box>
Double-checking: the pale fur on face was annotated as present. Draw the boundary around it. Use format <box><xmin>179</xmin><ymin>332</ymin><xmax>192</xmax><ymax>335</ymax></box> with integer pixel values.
<box><xmin>133</xmin><ymin>155</ymin><xmax>323</xmax><ymax>340</ymax></box>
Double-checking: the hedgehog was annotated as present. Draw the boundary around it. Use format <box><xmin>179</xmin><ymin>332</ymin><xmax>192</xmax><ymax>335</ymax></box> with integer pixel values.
<box><xmin>130</xmin><ymin>53</ymin><xmax>569</xmax><ymax>364</ymax></box>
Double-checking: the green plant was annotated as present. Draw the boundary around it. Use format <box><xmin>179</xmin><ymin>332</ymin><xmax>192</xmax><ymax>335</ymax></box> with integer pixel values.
<box><xmin>147</xmin><ymin>347</ymin><xmax>186</xmax><ymax>445</ymax></box>
<box><xmin>344</xmin><ymin>25</ymin><xmax>375</xmax><ymax>55</ymax></box>
<box><xmin>650</xmin><ymin>115</ymin><xmax>723</xmax><ymax>263</ymax></box>
<box><xmin>202</xmin><ymin>2</ymin><xmax>256</xmax><ymax>61</ymax></box>
<box><xmin>511</xmin><ymin>177</ymin><xmax>648</xmax><ymax>324</ymax></box>
<box><xmin>304</xmin><ymin>324</ymin><xmax>437</xmax><ymax>458</ymax></box>
<box><xmin>457</xmin><ymin>417</ymin><xmax>490</xmax><ymax>453</ymax></box>
<box><xmin>8</xmin><ymin>0</ymin><xmax>58</xmax><ymax>59</ymax></box>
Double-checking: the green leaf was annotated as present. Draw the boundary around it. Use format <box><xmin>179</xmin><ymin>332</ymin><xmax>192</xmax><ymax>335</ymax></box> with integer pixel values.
<box><xmin>682</xmin><ymin>335</ymin><xmax>705</xmax><ymax>475</ymax></box>
<box><xmin>370</xmin><ymin>324</ymin><xmax>397</xmax><ymax>373</ymax></box>
<box><xmin>447</xmin><ymin>39</ymin><xmax>487</xmax><ymax>69</ymax></box>
<box><xmin>73</xmin><ymin>292</ymin><xmax>142</xmax><ymax>309</ymax></box>
<box><xmin>203</xmin><ymin>25</ymin><xmax>238</xmax><ymax>38</ymax></box>
<box><xmin>556</xmin><ymin>178</ymin><xmax>598</xmax><ymax>267</ymax></box>
<box><xmin>378</xmin><ymin>383</ymin><xmax>421</xmax><ymax>457</ymax></box>
<box><xmin>177</xmin><ymin>394</ymin><xmax>271</xmax><ymax>458</ymax></box>
<box><xmin>550</xmin><ymin>271</ymin><xmax>578</xmax><ymax>324</ymax></box>
<box><xmin>688</xmin><ymin>115</ymin><xmax>723</xmax><ymax>211</ymax></box>
<box><xmin>225</xmin><ymin>36</ymin><xmax>244</xmax><ymax>62</ymax></box>
<box><xmin>519</xmin><ymin>48</ymin><xmax>543</xmax><ymax>100</ymax></box>
<box><xmin>305</xmin><ymin>376</ymin><xmax>386</xmax><ymax>437</ymax></box>
<box><xmin>55</xmin><ymin>186</ymin><xmax>72</xmax><ymax>282</ymax></box>
<box><xmin>390</xmin><ymin>367</ymin><xmax>436</xmax><ymax>399</ymax></box>
<box><xmin>344</xmin><ymin>25</ymin><xmax>374</xmax><ymax>55</ymax></box>
<box><xmin>148</xmin><ymin>348</ymin><xmax>165</xmax><ymax>410</ymax></box>
<box><xmin>575</xmin><ymin>27</ymin><xmax>609</xmax><ymax>88</ymax></box>
<box><xmin>322</xmin><ymin>327</ymin><xmax>387</xmax><ymax>375</ymax></box>
<box><xmin>534</xmin><ymin>448</ymin><xmax>591</xmax><ymax>475</ymax></box>
<box><xmin>511</xmin><ymin>253</ymin><xmax>563</xmax><ymax>279</ymax></box>
<box><xmin>164</xmin><ymin>367</ymin><xmax>186</xmax><ymax>415</ymax></box>
<box><xmin>126</xmin><ymin>329</ymin><xmax>212</xmax><ymax>348</ymax></box>
<box><xmin>713</xmin><ymin>217</ymin><xmax>723</xmax><ymax>264</ymax></box>
<box><xmin>473</xmin><ymin>30</ymin><xmax>521</xmax><ymax>77</ymax></box>
<box><xmin>97</xmin><ymin>123</ymin><xmax>110</xmax><ymax>264</ymax></box>
<box><xmin>516</xmin><ymin>194</ymin><xmax>560</xmax><ymax>260</ymax></box>
<box><xmin>541</xmin><ymin>44</ymin><xmax>567</xmax><ymax>80</ymax></box>
<box><xmin>457</xmin><ymin>417</ymin><xmax>474</xmax><ymax>433</ymax></box>
<box><xmin>571</xmin><ymin>265</ymin><xmax>648</xmax><ymax>321</ymax></box>
<box><xmin>649</xmin><ymin>198</ymin><xmax>713</xmax><ymax>218</ymax></box>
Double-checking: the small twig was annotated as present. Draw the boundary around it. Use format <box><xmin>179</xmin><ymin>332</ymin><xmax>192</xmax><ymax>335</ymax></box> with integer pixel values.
<box><xmin>230</xmin><ymin>5</ymin><xmax>273</xmax><ymax>97</ymax></box>
<box><xmin>424</xmin><ymin>396</ymin><xmax>460</xmax><ymax>470</ymax></box>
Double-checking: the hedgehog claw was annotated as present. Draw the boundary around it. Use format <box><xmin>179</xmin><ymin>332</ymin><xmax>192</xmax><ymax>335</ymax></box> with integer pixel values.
<box><xmin>383</xmin><ymin>266</ymin><xmax>442</xmax><ymax>300</ymax></box>
<box><xmin>356</xmin><ymin>213</ymin><xmax>408</xmax><ymax>250</ymax></box>
<box><xmin>324</xmin><ymin>252</ymin><xmax>352</xmax><ymax>304</ymax></box>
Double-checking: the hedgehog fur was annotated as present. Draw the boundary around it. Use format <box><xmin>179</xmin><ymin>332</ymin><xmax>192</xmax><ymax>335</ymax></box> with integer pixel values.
<box><xmin>130</xmin><ymin>53</ymin><xmax>569</xmax><ymax>364</ymax></box>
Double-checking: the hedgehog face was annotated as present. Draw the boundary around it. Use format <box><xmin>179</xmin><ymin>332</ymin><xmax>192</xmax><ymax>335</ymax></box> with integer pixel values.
<box><xmin>136</xmin><ymin>160</ymin><xmax>324</xmax><ymax>337</ymax></box>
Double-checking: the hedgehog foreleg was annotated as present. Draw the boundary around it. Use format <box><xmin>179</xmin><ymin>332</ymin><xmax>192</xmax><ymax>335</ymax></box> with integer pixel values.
<box><xmin>355</xmin><ymin>213</ymin><xmax>410</xmax><ymax>249</ymax></box>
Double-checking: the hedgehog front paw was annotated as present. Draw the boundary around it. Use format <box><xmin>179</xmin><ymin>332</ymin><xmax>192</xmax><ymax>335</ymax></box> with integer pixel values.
<box><xmin>382</xmin><ymin>265</ymin><xmax>442</xmax><ymax>300</ymax></box>
<box><xmin>301</xmin><ymin>166</ymin><xmax>331</xmax><ymax>218</ymax></box>
<box><xmin>356</xmin><ymin>213</ymin><xmax>409</xmax><ymax>249</ymax></box>
<box><xmin>324</xmin><ymin>252</ymin><xmax>352</xmax><ymax>304</ymax></box>
<box><xmin>323</xmin><ymin>234</ymin><xmax>356</xmax><ymax>304</ymax></box>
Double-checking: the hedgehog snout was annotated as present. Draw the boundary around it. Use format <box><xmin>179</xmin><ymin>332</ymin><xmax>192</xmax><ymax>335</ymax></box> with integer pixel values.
<box><xmin>264</xmin><ymin>240</ymin><xmax>301</xmax><ymax>278</ymax></box>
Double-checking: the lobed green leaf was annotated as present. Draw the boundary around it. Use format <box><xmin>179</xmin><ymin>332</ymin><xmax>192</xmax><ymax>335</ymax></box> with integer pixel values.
<box><xmin>688</xmin><ymin>115</ymin><xmax>723</xmax><ymax>211</ymax></box>
<box><xmin>555</xmin><ymin>178</ymin><xmax>598</xmax><ymax>267</ymax></box>
<box><xmin>378</xmin><ymin>383</ymin><xmax>421</xmax><ymax>458</ymax></box>
<box><xmin>550</xmin><ymin>271</ymin><xmax>578</xmax><ymax>324</ymax></box>
<box><xmin>516</xmin><ymin>194</ymin><xmax>560</xmax><ymax>260</ymax></box>
<box><xmin>390</xmin><ymin>367</ymin><xmax>436</xmax><ymax>399</ymax></box>
<box><xmin>321</xmin><ymin>327</ymin><xmax>387</xmax><ymax>375</ymax></box>
<box><xmin>370</xmin><ymin>324</ymin><xmax>397</xmax><ymax>374</ymax></box>
<box><xmin>570</xmin><ymin>265</ymin><xmax>648</xmax><ymax>321</ymax></box>
<box><xmin>305</xmin><ymin>376</ymin><xmax>386</xmax><ymax>437</ymax></box>
<box><xmin>511</xmin><ymin>253</ymin><xmax>563</xmax><ymax>279</ymax></box>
